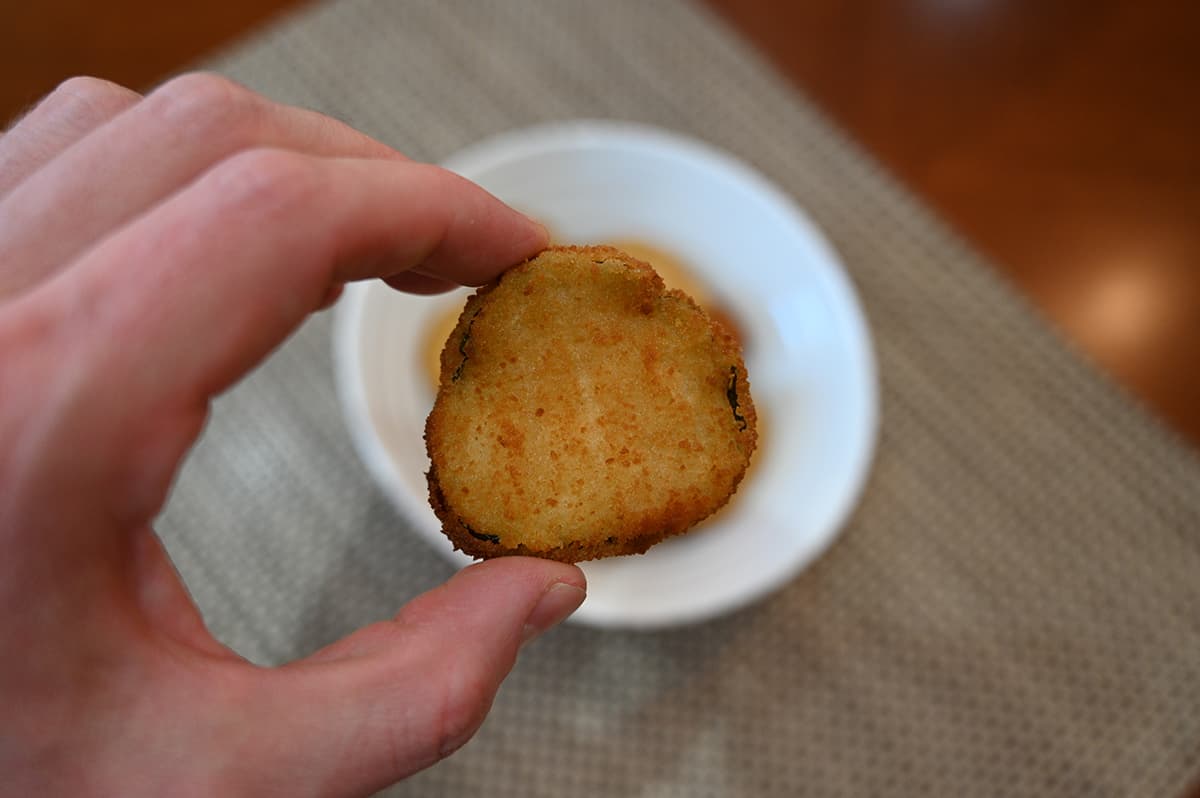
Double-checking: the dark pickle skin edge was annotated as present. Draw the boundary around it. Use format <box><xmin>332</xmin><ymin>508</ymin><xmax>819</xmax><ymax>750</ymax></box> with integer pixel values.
<box><xmin>726</xmin><ymin>366</ymin><xmax>748</xmax><ymax>431</ymax></box>
<box><xmin>464</xmin><ymin>522</ymin><xmax>501</xmax><ymax>544</ymax></box>
<box><xmin>451</xmin><ymin>308</ymin><xmax>483</xmax><ymax>383</ymax></box>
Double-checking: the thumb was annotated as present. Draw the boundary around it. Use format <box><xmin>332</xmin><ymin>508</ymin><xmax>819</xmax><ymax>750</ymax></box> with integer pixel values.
<box><xmin>238</xmin><ymin>558</ymin><xmax>585</xmax><ymax>797</ymax></box>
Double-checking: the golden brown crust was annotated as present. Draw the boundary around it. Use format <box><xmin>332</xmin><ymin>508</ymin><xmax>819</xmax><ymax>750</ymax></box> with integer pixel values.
<box><xmin>424</xmin><ymin>245</ymin><xmax>757</xmax><ymax>562</ymax></box>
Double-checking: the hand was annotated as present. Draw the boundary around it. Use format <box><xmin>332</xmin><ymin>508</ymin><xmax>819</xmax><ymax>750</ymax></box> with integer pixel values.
<box><xmin>0</xmin><ymin>74</ymin><xmax>585</xmax><ymax>796</ymax></box>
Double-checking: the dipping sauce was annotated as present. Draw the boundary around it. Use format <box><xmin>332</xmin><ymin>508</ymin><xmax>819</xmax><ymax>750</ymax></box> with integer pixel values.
<box><xmin>611</xmin><ymin>240</ymin><xmax>746</xmax><ymax>348</ymax></box>
<box><xmin>424</xmin><ymin>296</ymin><xmax>467</xmax><ymax>389</ymax></box>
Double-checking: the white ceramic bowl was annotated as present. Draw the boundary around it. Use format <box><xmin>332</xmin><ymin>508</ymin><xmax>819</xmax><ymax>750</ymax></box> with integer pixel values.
<box><xmin>333</xmin><ymin>121</ymin><xmax>877</xmax><ymax>629</ymax></box>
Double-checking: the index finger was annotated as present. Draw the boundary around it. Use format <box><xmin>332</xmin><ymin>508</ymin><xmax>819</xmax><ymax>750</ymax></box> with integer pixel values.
<box><xmin>18</xmin><ymin>149</ymin><xmax>546</xmax><ymax>526</ymax></box>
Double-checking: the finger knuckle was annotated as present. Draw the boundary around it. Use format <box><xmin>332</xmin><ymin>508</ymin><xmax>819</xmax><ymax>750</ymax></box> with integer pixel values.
<box><xmin>207</xmin><ymin>147</ymin><xmax>321</xmax><ymax>215</ymax></box>
<box><xmin>41</xmin><ymin>75</ymin><xmax>139</xmax><ymax>122</ymax></box>
<box><xmin>430</xmin><ymin>665</ymin><xmax>492</xmax><ymax>761</ymax></box>
<box><xmin>0</xmin><ymin>301</ymin><xmax>68</xmax><ymax>455</ymax></box>
<box><xmin>146</xmin><ymin>72</ymin><xmax>264</xmax><ymax>142</ymax></box>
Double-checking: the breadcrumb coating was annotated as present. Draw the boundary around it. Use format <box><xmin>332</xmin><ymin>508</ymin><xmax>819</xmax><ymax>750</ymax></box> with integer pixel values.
<box><xmin>425</xmin><ymin>245</ymin><xmax>757</xmax><ymax>562</ymax></box>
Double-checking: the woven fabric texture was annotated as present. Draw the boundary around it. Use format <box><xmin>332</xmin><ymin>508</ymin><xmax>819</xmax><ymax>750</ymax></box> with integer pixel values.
<box><xmin>156</xmin><ymin>1</ymin><xmax>1200</xmax><ymax>795</ymax></box>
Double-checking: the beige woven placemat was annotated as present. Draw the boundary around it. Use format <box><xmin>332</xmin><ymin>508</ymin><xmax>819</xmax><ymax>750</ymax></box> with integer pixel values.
<box><xmin>156</xmin><ymin>1</ymin><xmax>1200</xmax><ymax>795</ymax></box>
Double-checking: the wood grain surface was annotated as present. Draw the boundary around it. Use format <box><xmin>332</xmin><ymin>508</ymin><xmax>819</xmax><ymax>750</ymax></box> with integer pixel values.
<box><xmin>3</xmin><ymin>0</ymin><xmax>1198</xmax><ymax>453</ymax></box>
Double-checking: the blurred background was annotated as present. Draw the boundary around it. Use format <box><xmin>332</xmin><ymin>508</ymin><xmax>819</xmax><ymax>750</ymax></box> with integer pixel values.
<box><xmin>3</xmin><ymin>0</ymin><xmax>1197</xmax><ymax>449</ymax></box>
<box><xmin>5</xmin><ymin>2</ymin><xmax>1199</xmax><ymax>795</ymax></box>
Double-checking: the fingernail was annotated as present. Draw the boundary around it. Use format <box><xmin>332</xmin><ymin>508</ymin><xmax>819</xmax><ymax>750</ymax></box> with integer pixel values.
<box><xmin>522</xmin><ymin>582</ymin><xmax>586</xmax><ymax>645</ymax></box>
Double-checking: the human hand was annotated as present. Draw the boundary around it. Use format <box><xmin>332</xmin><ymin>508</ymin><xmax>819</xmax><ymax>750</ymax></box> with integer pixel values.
<box><xmin>0</xmin><ymin>74</ymin><xmax>585</xmax><ymax>796</ymax></box>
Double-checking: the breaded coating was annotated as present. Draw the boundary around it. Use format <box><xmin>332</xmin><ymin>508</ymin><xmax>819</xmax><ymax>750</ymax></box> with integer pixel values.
<box><xmin>424</xmin><ymin>245</ymin><xmax>757</xmax><ymax>562</ymax></box>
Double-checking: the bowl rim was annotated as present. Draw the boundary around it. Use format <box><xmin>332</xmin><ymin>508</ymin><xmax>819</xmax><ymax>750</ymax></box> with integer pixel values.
<box><xmin>333</xmin><ymin>120</ymin><xmax>879</xmax><ymax>629</ymax></box>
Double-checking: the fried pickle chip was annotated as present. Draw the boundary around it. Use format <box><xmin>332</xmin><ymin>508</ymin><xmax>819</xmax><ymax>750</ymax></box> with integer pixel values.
<box><xmin>424</xmin><ymin>245</ymin><xmax>757</xmax><ymax>562</ymax></box>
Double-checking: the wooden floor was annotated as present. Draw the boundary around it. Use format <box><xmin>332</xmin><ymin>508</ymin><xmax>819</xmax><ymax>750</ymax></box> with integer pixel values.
<box><xmin>3</xmin><ymin>0</ymin><xmax>1198</xmax><ymax>452</ymax></box>
<box><xmin>706</xmin><ymin>0</ymin><xmax>1200</xmax><ymax>449</ymax></box>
